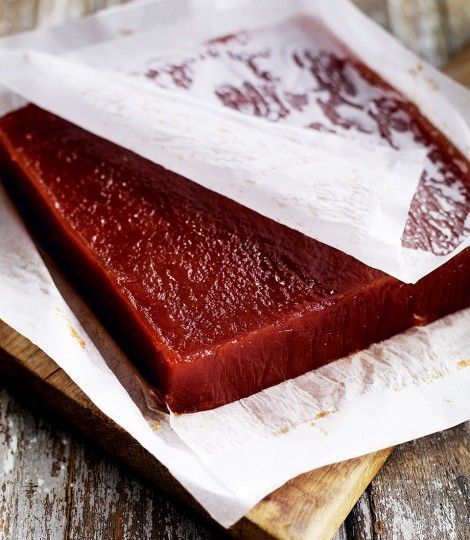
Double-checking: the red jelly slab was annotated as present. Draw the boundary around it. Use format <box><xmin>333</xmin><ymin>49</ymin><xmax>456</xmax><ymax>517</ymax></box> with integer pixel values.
<box><xmin>0</xmin><ymin>104</ymin><xmax>468</xmax><ymax>412</ymax></box>
<box><xmin>141</xmin><ymin>16</ymin><xmax>470</xmax><ymax>256</ymax></box>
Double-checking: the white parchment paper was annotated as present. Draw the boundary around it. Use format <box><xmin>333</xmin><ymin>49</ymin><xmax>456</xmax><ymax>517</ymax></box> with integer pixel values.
<box><xmin>0</xmin><ymin>180</ymin><xmax>469</xmax><ymax>527</ymax></box>
<box><xmin>1</xmin><ymin>0</ymin><xmax>469</xmax><ymax>282</ymax></box>
<box><xmin>0</xmin><ymin>0</ymin><xmax>469</xmax><ymax>528</ymax></box>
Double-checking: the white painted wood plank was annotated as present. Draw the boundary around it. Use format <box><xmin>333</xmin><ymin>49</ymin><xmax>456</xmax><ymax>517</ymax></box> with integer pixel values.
<box><xmin>0</xmin><ymin>387</ymin><xmax>221</xmax><ymax>540</ymax></box>
<box><xmin>34</xmin><ymin>0</ymin><xmax>127</xmax><ymax>27</ymax></box>
<box><xmin>0</xmin><ymin>3</ymin><xmax>469</xmax><ymax>540</ymax></box>
<box><xmin>347</xmin><ymin>422</ymin><xmax>470</xmax><ymax>540</ymax></box>
<box><xmin>0</xmin><ymin>388</ymin><xmax>70</xmax><ymax>540</ymax></box>
<box><xmin>4</xmin><ymin>0</ymin><xmax>470</xmax><ymax>69</ymax></box>
<box><xmin>386</xmin><ymin>0</ymin><xmax>448</xmax><ymax>64</ymax></box>
<box><xmin>0</xmin><ymin>0</ymin><xmax>37</xmax><ymax>37</ymax></box>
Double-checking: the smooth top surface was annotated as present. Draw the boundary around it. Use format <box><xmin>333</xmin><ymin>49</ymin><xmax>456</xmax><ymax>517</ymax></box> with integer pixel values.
<box><xmin>0</xmin><ymin>104</ymin><xmax>384</xmax><ymax>358</ymax></box>
<box><xmin>2</xmin><ymin>16</ymin><xmax>470</xmax><ymax>360</ymax></box>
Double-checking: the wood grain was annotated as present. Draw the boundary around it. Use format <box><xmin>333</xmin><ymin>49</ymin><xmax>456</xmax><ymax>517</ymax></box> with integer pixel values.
<box><xmin>0</xmin><ymin>304</ymin><xmax>392</xmax><ymax>540</ymax></box>
<box><xmin>444</xmin><ymin>0</ymin><xmax>470</xmax><ymax>53</ymax></box>
<box><xmin>0</xmin><ymin>386</ymin><xmax>224</xmax><ymax>540</ymax></box>
<box><xmin>358</xmin><ymin>0</ymin><xmax>470</xmax><ymax>65</ymax></box>
<box><xmin>1</xmin><ymin>382</ymin><xmax>467</xmax><ymax>540</ymax></box>
<box><xmin>344</xmin><ymin>422</ymin><xmax>470</xmax><ymax>540</ymax></box>
<box><xmin>0</xmin><ymin>388</ymin><xmax>69</xmax><ymax>539</ymax></box>
<box><xmin>0</xmin><ymin>2</ymin><xmax>469</xmax><ymax>539</ymax></box>
<box><xmin>0</xmin><ymin>249</ymin><xmax>394</xmax><ymax>540</ymax></box>
<box><xmin>242</xmin><ymin>450</ymin><xmax>391</xmax><ymax>540</ymax></box>
<box><xmin>1</xmin><ymin>0</ymin><xmax>470</xmax><ymax>65</ymax></box>
<box><xmin>0</xmin><ymin>0</ymin><xmax>128</xmax><ymax>35</ymax></box>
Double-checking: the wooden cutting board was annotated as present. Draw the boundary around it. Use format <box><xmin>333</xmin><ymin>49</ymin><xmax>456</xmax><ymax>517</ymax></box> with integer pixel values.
<box><xmin>0</xmin><ymin>47</ymin><xmax>468</xmax><ymax>540</ymax></box>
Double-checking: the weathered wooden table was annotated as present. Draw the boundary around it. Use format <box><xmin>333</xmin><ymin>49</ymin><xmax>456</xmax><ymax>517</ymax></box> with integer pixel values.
<box><xmin>0</xmin><ymin>1</ymin><xmax>469</xmax><ymax>539</ymax></box>
<box><xmin>0</xmin><ymin>385</ymin><xmax>468</xmax><ymax>539</ymax></box>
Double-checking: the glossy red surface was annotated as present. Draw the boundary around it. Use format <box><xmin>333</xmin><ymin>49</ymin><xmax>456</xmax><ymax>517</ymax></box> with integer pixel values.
<box><xmin>142</xmin><ymin>16</ymin><xmax>470</xmax><ymax>256</ymax></box>
<box><xmin>0</xmin><ymin>105</ymin><xmax>469</xmax><ymax>412</ymax></box>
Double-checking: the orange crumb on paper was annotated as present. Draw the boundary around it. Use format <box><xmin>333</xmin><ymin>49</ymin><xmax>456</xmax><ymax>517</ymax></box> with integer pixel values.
<box><xmin>407</xmin><ymin>63</ymin><xmax>438</xmax><ymax>91</ymax></box>
<box><xmin>314</xmin><ymin>409</ymin><xmax>337</xmax><ymax>421</ymax></box>
<box><xmin>408</xmin><ymin>63</ymin><xmax>423</xmax><ymax>76</ymax></box>
<box><xmin>119</xmin><ymin>28</ymin><xmax>134</xmax><ymax>36</ymax></box>
<box><xmin>457</xmin><ymin>359</ymin><xmax>470</xmax><ymax>369</ymax></box>
<box><xmin>426</xmin><ymin>77</ymin><xmax>439</xmax><ymax>91</ymax></box>
<box><xmin>149</xmin><ymin>419</ymin><xmax>161</xmax><ymax>432</ymax></box>
<box><xmin>274</xmin><ymin>408</ymin><xmax>339</xmax><ymax>435</ymax></box>
<box><xmin>55</xmin><ymin>307</ymin><xmax>86</xmax><ymax>349</ymax></box>
<box><xmin>68</xmin><ymin>323</ymin><xmax>86</xmax><ymax>349</ymax></box>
